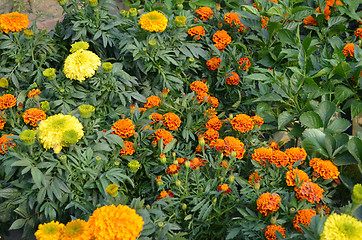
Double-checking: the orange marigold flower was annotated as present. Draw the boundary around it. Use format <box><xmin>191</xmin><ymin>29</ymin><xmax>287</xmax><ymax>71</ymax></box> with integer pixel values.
<box><xmin>217</xmin><ymin>183</ymin><xmax>231</xmax><ymax>194</ymax></box>
<box><xmin>252</xmin><ymin>147</ymin><xmax>273</xmax><ymax>167</ymax></box>
<box><xmin>190</xmin><ymin>81</ymin><xmax>208</xmax><ymax>94</ymax></box>
<box><xmin>119</xmin><ymin>141</ymin><xmax>135</xmax><ymax>156</ymax></box>
<box><xmin>87</xmin><ymin>204</ymin><xmax>144</xmax><ymax>239</ymax></box>
<box><xmin>111</xmin><ymin>118</ymin><xmax>135</xmax><ymax>138</ymax></box>
<box><xmin>270</xmin><ymin>150</ymin><xmax>289</xmax><ymax>167</ymax></box>
<box><xmin>28</xmin><ymin>89</ymin><xmax>41</xmax><ymax>98</ymax></box>
<box><xmin>303</xmin><ymin>15</ymin><xmax>318</xmax><ymax>26</ymax></box>
<box><xmin>316</xmin><ymin>204</ymin><xmax>330</xmax><ymax>215</ymax></box>
<box><xmin>203</xmin><ymin>128</ymin><xmax>219</xmax><ymax>142</ymax></box>
<box><xmin>238</xmin><ymin>57</ymin><xmax>251</xmax><ymax>70</ymax></box>
<box><xmin>151</xmin><ymin>113</ymin><xmax>163</xmax><ymax>124</ymax></box>
<box><xmin>196</xmin><ymin>7</ymin><xmax>213</xmax><ymax>21</ymax></box>
<box><xmin>342</xmin><ymin>43</ymin><xmax>354</xmax><ymax>58</ymax></box>
<box><xmin>196</xmin><ymin>92</ymin><xmax>209</xmax><ymax>103</ymax></box>
<box><xmin>163</xmin><ymin>113</ymin><xmax>181</xmax><ymax>130</ymax></box>
<box><xmin>256</xmin><ymin>192</ymin><xmax>281</xmax><ymax>216</ymax></box>
<box><xmin>0</xmin><ymin>94</ymin><xmax>17</xmax><ymax>110</ymax></box>
<box><xmin>166</xmin><ymin>164</ymin><xmax>181</xmax><ymax>175</ymax></box>
<box><xmin>261</xmin><ymin>16</ymin><xmax>269</xmax><ymax>29</ymax></box>
<box><xmin>213</xmin><ymin>30</ymin><xmax>231</xmax><ymax>51</ymax></box>
<box><xmin>0</xmin><ymin>134</ymin><xmax>15</xmax><ymax>154</ymax></box>
<box><xmin>189</xmin><ymin>157</ymin><xmax>207</xmax><ymax>169</ymax></box>
<box><xmin>225</xmin><ymin>72</ymin><xmax>240</xmax><ymax>85</ymax></box>
<box><xmin>205</xmin><ymin>107</ymin><xmax>217</xmax><ymax>118</ymax></box>
<box><xmin>196</xmin><ymin>144</ymin><xmax>202</xmax><ymax>153</ymax></box>
<box><xmin>230</xmin><ymin>114</ymin><xmax>254</xmax><ymax>133</ymax></box>
<box><xmin>207</xmin><ymin>96</ymin><xmax>219</xmax><ymax>108</ymax></box>
<box><xmin>224</xmin><ymin>12</ymin><xmax>245</xmax><ymax>32</ymax></box>
<box><xmin>177</xmin><ymin>157</ymin><xmax>186</xmax><ymax>165</ymax></box>
<box><xmin>157</xmin><ymin>190</ymin><xmax>174</xmax><ymax>200</ymax></box>
<box><xmin>309</xmin><ymin>158</ymin><xmax>340</xmax><ymax>180</ymax></box>
<box><xmin>139</xmin><ymin>107</ymin><xmax>147</xmax><ymax>112</ymax></box>
<box><xmin>224</xmin><ymin>136</ymin><xmax>245</xmax><ymax>159</ymax></box>
<box><xmin>210</xmin><ymin>138</ymin><xmax>225</xmax><ymax>151</ymax></box>
<box><xmin>295</xmin><ymin>181</ymin><xmax>324</xmax><ymax>203</ymax></box>
<box><xmin>268</xmin><ymin>141</ymin><xmax>279</xmax><ymax>150</ymax></box>
<box><xmin>293</xmin><ymin>209</ymin><xmax>316</xmax><ymax>232</ymax></box>
<box><xmin>154</xmin><ymin>128</ymin><xmax>174</xmax><ymax>146</ymax></box>
<box><xmin>265</xmin><ymin>225</ymin><xmax>286</xmax><ymax>240</ymax></box>
<box><xmin>251</xmin><ymin>115</ymin><xmax>264</xmax><ymax>128</ymax></box>
<box><xmin>285</xmin><ymin>168</ymin><xmax>310</xmax><ymax>186</ymax></box>
<box><xmin>249</xmin><ymin>172</ymin><xmax>263</xmax><ymax>185</ymax></box>
<box><xmin>354</xmin><ymin>28</ymin><xmax>362</xmax><ymax>38</ymax></box>
<box><xmin>22</xmin><ymin>108</ymin><xmax>46</xmax><ymax>127</ymax></box>
<box><xmin>144</xmin><ymin>95</ymin><xmax>161</xmax><ymax>108</ymax></box>
<box><xmin>207</xmin><ymin>57</ymin><xmax>221</xmax><ymax>71</ymax></box>
<box><xmin>0</xmin><ymin>119</ymin><xmax>6</xmax><ymax>130</ymax></box>
<box><xmin>155</xmin><ymin>175</ymin><xmax>162</xmax><ymax>182</ymax></box>
<box><xmin>285</xmin><ymin>147</ymin><xmax>307</xmax><ymax>166</ymax></box>
<box><xmin>187</xmin><ymin>26</ymin><xmax>205</xmax><ymax>40</ymax></box>
<box><xmin>205</xmin><ymin>116</ymin><xmax>222</xmax><ymax>130</ymax></box>
<box><xmin>0</xmin><ymin>12</ymin><xmax>29</xmax><ymax>34</ymax></box>
<box><xmin>219</xmin><ymin>160</ymin><xmax>228</xmax><ymax>168</ymax></box>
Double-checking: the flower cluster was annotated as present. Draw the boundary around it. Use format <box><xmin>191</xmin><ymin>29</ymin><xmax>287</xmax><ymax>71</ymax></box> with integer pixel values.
<box><xmin>285</xmin><ymin>147</ymin><xmax>307</xmax><ymax>165</ymax></box>
<box><xmin>223</xmin><ymin>136</ymin><xmax>245</xmax><ymax>159</ymax></box>
<box><xmin>252</xmin><ymin>147</ymin><xmax>273</xmax><ymax>167</ymax></box>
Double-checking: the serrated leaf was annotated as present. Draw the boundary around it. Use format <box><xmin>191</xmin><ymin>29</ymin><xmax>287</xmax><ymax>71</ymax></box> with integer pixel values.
<box><xmin>278</xmin><ymin>111</ymin><xmax>294</xmax><ymax>130</ymax></box>
<box><xmin>316</xmin><ymin>101</ymin><xmax>336</xmax><ymax>128</ymax></box>
<box><xmin>326</xmin><ymin>118</ymin><xmax>351</xmax><ymax>134</ymax></box>
<box><xmin>333</xmin><ymin>152</ymin><xmax>358</xmax><ymax>165</ymax></box>
<box><xmin>300</xmin><ymin>111</ymin><xmax>323</xmax><ymax>128</ymax></box>
<box><xmin>334</xmin><ymin>85</ymin><xmax>354</xmax><ymax>105</ymax></box>
<box><xmin>348</xmin><ymin>137</ymin><xmax>362</xmax><ymax>164</ymax></box>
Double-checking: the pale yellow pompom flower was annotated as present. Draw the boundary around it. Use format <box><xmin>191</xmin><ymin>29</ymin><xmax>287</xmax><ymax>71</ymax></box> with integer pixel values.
<box><xmin>320</xmin><ymin>213</ymin><xmax>362</xmax><ymax>240</ymax></box>
<box><xmin>63</xmin><ymin>49</ymin><xmax>101</xmax><ymax>82</ymax></box>
<box><xmin>38</xmin><ymin>113</ymin><xmax>84</xmax><ymax>153</ymax></box>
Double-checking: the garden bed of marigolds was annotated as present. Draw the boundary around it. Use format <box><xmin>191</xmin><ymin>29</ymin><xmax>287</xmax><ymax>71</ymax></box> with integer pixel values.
<box><xmin>0</xmin><ymin>0</ymin><xmax>362</xmax><ymax>239</ymax></box>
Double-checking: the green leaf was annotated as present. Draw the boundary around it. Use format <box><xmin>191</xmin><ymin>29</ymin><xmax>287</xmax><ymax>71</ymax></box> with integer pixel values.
<box><xmin>278</xmin><ymin>111</ymin><xmax>294</xmax><ymax>130</ymax></box>
<box><xmin>351</xmin><ymin>101</ymin><xmax>362</xmax><ymax>119</ymax></box>
<box><xmin>190</xmin><ymin>0</ymin><xmax>216</xmax><ymax>8</ymax></box>
<box><xmin>339</xmin><ymin>174</ymin><xmax>354</xmax><ymax>190</ymax></box>
<box><xmin>31</xmin><ymin>167</ymin><xmax>43</xmax><ymax>189</ymax></box>
<box><xmin>241</xmin><ymin>5</ymin><xmax>260</xmax><ymax>16</ymax></box>
<box><xmin>326</xmin><ymin>118</ymin><xmax>351</xmax><ymax>134</ymax></box>
<box><xmin>255</xmin><ymin>93</ymin><xmax>284</xmax><ymax>102</ymax></box>
<box><xmin>266</xmin><ymin>5</ymin><xmax>285</xmax><ymax>17</ymax></box>
<box><xmin>163</xmin><ymin>139</ymin><xmax>176</xmax><ymax>153</ymax></box>
<box><xmin>333</xmin><ymin>152</ymin><xmax>358</xmax><ymax>165</ymax></box>
<box><xmin>312</xmin><ymin>67</ymin><xmax>332</xmax><ymax>79</ymax></box>
<box><xmin>278</xmin><ymin>29</ymin><xmax>295</xmax><ymax>46</ymax></box>
<box><xmin>334</xmin><ymin>62</ymin><xmax>351</xmax><ymax>80</ymax></box>
<box><xmin>300</xmin><ymin>111</ymin><xmax>323</xmax><ymax>128</ymax></box>
<box><xmin>325</xmin><ymin>134</ymin><xmax>336</xmax><ymax>157</ymax></box>
<box><xmin>316</xmin><ymin>101</ymin><xmax>336</xmax><ymax>128</ymax></box>
<box><xmin>105</xmin><ymin>134</ymin><xmax>125</xmax><ymax>150</ymax></box>
<box><xmin>245</xmin><ymin>73</ymin><xmax>269</xmax><ymax>81</ymax></box>
<box><xmin>302</xmin><ymin>137</ymin><xmax>329</xmax><ymax>158</ymax></box>
<box><xmin>348</xmin><ymin>137</ymin><xmax>362</xmax><ymax>164</ymax></box>
<box><xmin>9</xmin><ymin>219</ymin><xmax>26</xmax><ymax>230</ymax></box>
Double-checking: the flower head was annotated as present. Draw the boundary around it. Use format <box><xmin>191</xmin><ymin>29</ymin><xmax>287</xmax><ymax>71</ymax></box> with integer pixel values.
<box><xmin>102</xmin><ymin>62</ymin><xmax>113</xmax><ymax>73</ymax></box>
<box><xmin>256</xmin><ymin>192</ymin><xmax>281</xmax><ymax>216</ymax></box>
<box><xmin>105</xmin><ymin>184</ymin><xmax>119</xmax><ymax>197</ymax></box>
<box><xmin>157</xmin><ymin>190</ymin><xmax>174</xmax><ymax>200</ymax></box>
<box><xmin>252</xmin><ymin>147</ymin><xmax>273</xmax><ymax>167</ymax></box>
<box><xmin>70</xmin><ymin>41</ymin><xmax>89</xmax><ymax>53</ymax></box>
<box><xmin>28</xmin><ymin>89</ymin><xmax>41</xmax><ymax>99</ymax></box>
<box><xmin>43</xmin><ymin>68</ymin><xmax>56</xmax><ymax>80</ymax></box>
<box><xmin>144</xmin><ymin>95</ymin><xmax>161</xmax><ymax>108</ymax></box>
<box><xmin>223</xmin><ymin>136</ymin><xmax>245</xmax><ymax>159</ymax></box>
<box><xmin>190</xmin><ymin>81</ymin><xmax>208</xmax><ymax>94</ymax></box>
<box><xmin>342</xmin><ymin>43</ymin><xmax>355</xmax><ymax>58</ymax></box>
<box><xmin>62</xmin><ymin>219</ymin><xmax>92</xmax><ymax>240</ymax></box>
<box><xmin>120</xmin><ymin>141</ymin><xmax>135</xmax><ymax>156</ymax></box>
<box><xmin>139</xmin><ymin>11</ymin><xmax>168</xmax><ymax>32</ymax></box>
<box><xmin>225</xmin><ymin>72</ymin><xmax>239</xmax><ymax>85</ymax></box>
<box><xmin>0</xmin><ymin>12</ymin><xmax>29</xmax><ymax>34</ymax></box>
<box><xmin>268</xmin><ymin>141</ymin><xmax>279</xmax><ymax>150</ymax></box>
<box><xmin>352</xmin><ymin>183</ymin><xmax>362</xmax><ymax>205</ymax></box>
<box><xmin>207</xmin><ymin>96</ymin><xmax>219</xmax><ymax>108</ymax></box>
<box><xmin>63</xmin><ymin>49</ymin><xmax>101</xmax><ymax>82</ymax></box>
<box><xmin>189</xmin><ymin>157</ymin><xmax>207</xmax><ymax>169</ymax></box>
<box><xmin>175</xmin><ymin>16</ymin><xmax>186</xmax><ymax>27</ymax></box>
<box><xmin>230</xmin><ymin>114</ymin><xmax>254</xmax><ymax>133</ymax></box>
<box><xmin>0</xmin><ymin>94</ymin><xmax>16</xmax><ymax>110</ymax></box>
<box><xmin>213</xmin><ymin>30</ymin><xmax>231</xmax><ymax>51</ymax></box>
<box><xmin>265</xmin><ymin>225</ymin><xmax>286</xmax><ymax>240</ymax></box>
<box><xmin>249</xmin><ymin>172</ymin><xmax>263</xmax><ymax>185</ymax></box>
<box><xmin>205</xmin><ymin>116</ymin><xmax>222</xmax><ymax>130</ymax></box>
<box><xmin>111</xmin><ymin>118</ymin><xmax>135</xmax><ymax>138</ymax></box>
<box><xmin>187</xmin><ymin>26</ymin><xmax>205</xmax><ymax>40</ymax></box>
<box><xmin>293</xmin><ymin>209</ymin><xmax>316</xmax><ymax>232</ymax></box>
<box><xmin>251</xmin><ymin>115</ymin><xmax>264</xmax><ymax>127</ymax></box>
<box><xmin>23</xmin><ymin>108</ymin><xmax>46</xmax><ymax>126</ymax></box>
<box><xmin>163</xmin><ymin>113</ymin><xmax>181</xmax><ymax>130</ymax></box>
<box><xmin>38</xmin><ymin>114</ymin><xmax>84</xmax><ymax>153</ymax></box>
<box><xmin>35</xmin><ymin>220</ymin><xmax>64</xmax><ymax>240</ymax></box>
<box><xmin>354</xmin><ymin>28</ymin><xmax>362</xmax><ymax>38</ymax></box>
<box><xmin>224</xmin><ymin>12</ymin><xmax>245</xmax><ymax>32</ymax></box>
<box><xmin>87</xmin><ymin>204</ymin><xmax>144</xmax><ymax>240</ymax></box>
<box><xmin>309</xmin><ymin>158</ymin><xmax>340</xmax><ymax>180</ymax></box>
<box><xmin>285</xmin><ymin>147</ymin><xmax>307</xmax><ymax>166</ymax></box>
<box><xmin>295</xmin><ymin>181</ymin><xmax>324</xmax><ymax>203</ymax></box>
<box><xmin>150</xmin><ymin>113</ymin><xmax>163</xmax><ymax>124</ymax></box>
<box><xmin>207</xmin><ymin>57</ymin><xmax>221</xmax><ymax>71</ymax></box>
<box><xmin>0</xmin><ymin>118</ymin><xmax>5</xmax><ymax>130</ymax></box>
<box><xmin>270</xmin><ymin>150</ymin><xmax>289</xmax><ymax>167</ymax></box>
<box><xmin>217</xmin><ymin>183</ymin><xmax>231</xmax><ymax>194</ymax></box>
<box><xmin>303</xmin><ymin>15</ymin><xmax>318</xmax><ymax>26</ymax></box>
<box><xmin>128</xmin><ymin>160</ymin><xmax>141</xmax><ymax>172</ymax></box>
<box><xmin>0</xmin><ymin>134</ymin><xmax>15</xmax><ymax>154</ymax></box>
<box><xmin>154</xmin><ymin>129</ymin><xmax>174</xmax><ymax>146</ymax></box>
<box><xmin>0</xmin><ymin>78</ymin><xmax>8</xmax><ymax>88</ymax></box>
<box><xmin>203</xmin><ymin>128</ymin><xmax>219</xmax><ymax>142</ymax></box>
<box><xmin>166</xmin><ymin>164</ymin><xmax>181</xmax><ymax>175</ymax></box>
<box><xmin>238</xmin><ymin>57</ymin><xmax>251</xmax><ymax>70</ymax></box>
<box><xmin>196</xmin><ymin>7</ymin><xmax>213</xmax><ymax>21</ymax></box>
<box><xmin>261</xmin><ymin>16</ymin><xmax>269</xmax><ymax>29</ymax></box>
<box><xmin>78</xmin><ymin>104</ymin><xmax>95</xmax><ymax>119</ymax></box>
<box><xmin>285</xmin><ymin>168</ymin><xmax>310</xmax><ymax>186</ymax></box>
<box><xmin>320</xmin><ymin>213</ymin><xmax>362</xmax><ymax>240</ymax></box>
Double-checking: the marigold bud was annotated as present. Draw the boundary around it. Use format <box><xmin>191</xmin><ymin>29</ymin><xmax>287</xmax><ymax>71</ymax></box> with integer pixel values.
<box><xmin>102</xmin><ymin>62</ymin><xmax>113</xmax><ymax>73</ymax></box>
<box><xmin>160</xmin><ymin>153</ymin><xmax>167</xmax><ymax>164</ymax></box>
<box><xmin>89</xmin><ymin>0</ymin><xmax>98</xmax><ymax>7</ymax></box>
<box><xmin>43</xmin><ymin>68</ymin><xmax>56</xmax><ymax>80</ymax></box>
<box><xmin>230</xmin><ymin>151</ymin><xmax>236</xmax><ymax>158</ymax></box>
<box><xmin>105</xmin><ymin>183</ymin><xmax>119</xmax><ymax>198</ymax></box>
<box><xmin>182</xmin><ymin>203</ymin><xmax>187</xmax><ymax>210</ymax></box>
<box><xmin>78</xmin><ymin>104</ymin><xmax>95</xmax><ymax>119</ymax></box>
<box><xmin>19</xmin><ymin>129</ymin><xmax>37</xmax><ymax>146</ymax></box>
<box><xmin>229</xmin><ymin>175</ymin><xmax>235</xmax><ymax>183</ymax></box>
<box><xmin>352</xmin><ymin>183</ymin><xmax>362</xmax><ymax>205</ymax></box>
<box><xmin>254</xmin><ymin>182</ymin><xmax>260</xmax><ymax>190</ymax></box>
<box><xmin>177</xmin><ymin>4</ymin><xmax>183</xmax><ymax>10</ymax></box>
<box><xmin>60</xmin><ymin>155</ymin><xmax>67</xmax><ymax>162</ymax></box>
<box><xmin>289</xmin><ymin>207</ymin><xmax>296</xmax><ymax>214</ymax></box>
<box><xmin>0</xmin><ymin>78</ymin><xmax>8</xmax><ymax>88</ymax></box>
<box><xmin>129</xmin><ymin>8</ymin><xmax>138</xmax><ymax>17</ymax></box>
<box><xmin>128</xmin><ymin>160</ymin><xmax>141</xmax><ymax>172</ymax></box>
<box><xmin>146</xmin><ymin>204</ymin><xmax>151</xmax><ymax>210</ymax></box>
<box><xmin>184</xmin><ymin>160</ymin><xmax>191</xmax><ymax>168</ymax></box>
<box><xmin>270</xmin><ymin>216</ymin><xmax>277</xmax><ymax>225</ymax></box>
<box><xmin>198</xmin><ymin>136</ymin><xmax>205</xmax><ymax>148</ymax></box>
<box><xmin>176</xmin><ymin>180</ymin><xmax>181</xmax><ymax>186</ymax></box>
<box><xmin>40</xmin><ymin>101</ymin><xmax>50</xmax><ymax>112</ymax></box>
<box><xmin>216</xmin><ymin>3</ymin><xmax>221</xmax><ymax>11</ymax></box>
<box><xmin>158</xmin><ymin>222</ymin><xmax>164</xmax><ymax>228</ymax></box>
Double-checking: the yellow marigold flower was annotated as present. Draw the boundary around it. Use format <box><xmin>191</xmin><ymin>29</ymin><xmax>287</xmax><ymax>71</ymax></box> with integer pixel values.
<box><xmin>38</xmin><ymin>114</ymin><xmax>84</xmax><ymax>153</ymax></box>
<box><xmin>320</xmin><ymin>213</ymin><xmax>362</xmax><ymax>240</ymax></box>
<box><xmin>293</xmin><ymin>209</ymin><xmax>316</xmax><ymax>232</ymax></box>
<box><xmin>105</xmin><ymin>183</ymin><xmax>119</xmax><ymax>197</ymax></box>
<box><xmin>213</xmin><ymin>30</ymin><xmax>231</xmax><ymax>51</ymax></box>
<box><xmin>224</xmin><ymin>12</ymin><xmax>245</xmax><ymax>32</ymax></box>
<box><xmin>87</xmin><ymin>204</ymin><xmax>144</xmax><ymax>240</ymax></box>
<box><xmin>23</xmin><ymin>29</ymin><xmax>34</xmax><ymax>37</ymax></box>
<box><xmin>0</xmin><ymin>78</ymin><xmax>8</xmax><ymax>88</ymax></box>
<box><xmin>78</xmin><ymin>104</ymin><xmax>95</xmax><ymax>119</ymax></box>
<box><xmin>352</xmin><ymin>183</ymin><xmax>362</xmax><ymax>205</ymax></box>
<box><xmin>206</xmin><ymin>57</ymin><xmax>221</xmax><ymax>71</ymax></box>
<box><xmin>139</xmin><ymin>11</ymin><xmax>168</xmax><ymax>32</ymax></box>
<box><xmin>23</xmin><ymin>108</ymin><xmax>46</xmax><ymax>127</ymax></box>
<box><xmin>285</xmin><ymin>147</ymin><xmax>307</xmax><ymax>165</ymax></box>
<box><xmin>0</xmin><ymin>12</ymin><xmax>29</xmax><ymax>34</ymax></box>
<box><xmin>89</xmin><ymin>0</ymin><xmax>98</xmax><ymax>7</ymax></box>
<box><xmin>63</xmin><ymin>49</ymin><xmax>101</xmax><ymax>82</ymax></box>
<box><xmin>128</xmin><ymin>160</ymin><xmax>141</xmax><ymax>172</ymax></box>
<box><xmin>256</xmin><ymin>192</ymin><xmax>281</xmax><ymax>216</ymax></box>
<box><xmin>0</xmin><ymin>94</ymin><xmax>16</xmax><ymax>110</ymax></box>
<box><xmin>265</xmin><ymin>225</ymin><xmax>286</xmax><ymax>240</ymax></box>
<box><xmin>342</xmin><ymin>43</ymin><xmax>355</xmax><ymax>58</ymax></box>
<box><xmin>63</xmin><ymin>219</ymin><xmax>92</xmax><ymax>240</ymax></box>
<box><xmin>195</xmin><ymin>7</ymin><xmax>213</xmax><ymax>21</ymax></box>
<box><xmin>230</xmin><ymin>114</ymin><xmax>254</xmax><ymax>133</ymax></box>
<box><xmin>238</xmin><ymin>57</ymin><xmax>251</xmax><ymax>70</ymax></box>
<box><xmin>270</xmin><ymin>150</ymin><xmax>289</xmax><ymax>167</ymax></box>
<box><xmin>43</xmin><ymin>68</ymin><xmax>56</xmax><ymax>80</ymax></box>
<box><xmin>285</xmin><ymin>168</ymin><xmax>310</xmax><ymax>186</ymax></box>
<box><xmin>309</xmin><ymin>158</ymin><xmax>340</xmax><ymax>180</ymax></box>
<box><xmin>251</xmin><ymin>115</ymin><xmax>264</xmax><ymax>128</ymax></box>
<box><xmin>295</xmin><ymin>181</ymin><xmax>324</xmax><ymax>203</ymax></box>
<box><xmin>70</xmin><ymin>41</ymin><xmax>89</xmax><ymax>53</ymax></box>
<box><xmin>0</xmin><ymin>134</ymin><xmax>15</xmax><ymax>154</ymax></box>
<box><xmin>175</xmin><ymin>16</ymin><xmax>186</xmax><ymax>27</ymax></box>
<box><xmin>163</xmin><ymin>112</ymin><xmax>181</xmax><ymax>130</ymax></box>
<box><xmin>223</xmin><ymin>136</ymin><xmax>245</xmax><ymax>159</ymax></box>
<box><xmin>190</xmin><ymin>81</ymin><xmax>208</xmax><ymax>94</ymax></box>
<box><xmin>187</xmin><ymin>26</ymin><xmax>205</xmax><ymax>40</ymax></box>
<box><xmin>35</xmin><ymin>220</ymin><xmax>64</xmax><ymax>240</ymax></box>
<box><xmin>154</xmin><ymin>128</ymin><xmax>174</xmax><ymax>146</ymax></box>
<box><xmin>144</xmin><ymin>95</ymin><xmax>161</xmax><ymax>109</ymax></box>
<box><xmin>225</xmin><ymin>72</ymin><xmax>239</xmax><ymax>85</ymax></box>
<box><xmin>205</xmin><ymin>116</ymin><xmax>222</xmax><ymax>130</ymax></box>
<box><xmin>252</xmin><ymin>147</ymin><xmax>273</xmax><ymax>167</ymax></box>
<box><xmin>111</xmin><ymin>118</ymin><xmax>135</xmax><ymax>138</ymax></box>
<box><xmin>119</xmin><ymin>141</ymin><xmax>135</xmax><ymax>156</ymax></box>
<box><xmin>19</xmin><ymin>129</ymin><xmax>37</xmax><ymax>146</ymax></box>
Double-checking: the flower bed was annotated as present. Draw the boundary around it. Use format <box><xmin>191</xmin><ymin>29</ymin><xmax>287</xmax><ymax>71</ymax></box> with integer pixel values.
<box><xmin>0</xmin><ymin>0</ymin><xmax>362</xmax><ymax>239</ymax></box>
